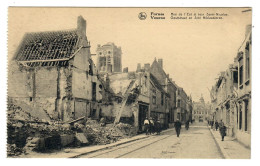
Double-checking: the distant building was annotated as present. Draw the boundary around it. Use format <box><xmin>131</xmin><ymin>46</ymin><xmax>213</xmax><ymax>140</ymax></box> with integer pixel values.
<box><xmin>193</xmin><ymin>96</ymin><xmax>210</xmax><ymax>122</ymax></box>
<box><xmin>96</xmin><ymin>43</ymin><xmax>122</xmax><ymax>73</ymax></box>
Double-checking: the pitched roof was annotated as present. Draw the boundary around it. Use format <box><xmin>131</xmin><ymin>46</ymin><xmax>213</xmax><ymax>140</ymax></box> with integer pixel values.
<box><xmin>15</xmin><ymin>29</ymin><xmax>79</xmax><ymax>66</ymax></box>
<box><xmin>150</xmin><ymin>73</ymin><xmax>170</xmax><ymax>97</ymax></box>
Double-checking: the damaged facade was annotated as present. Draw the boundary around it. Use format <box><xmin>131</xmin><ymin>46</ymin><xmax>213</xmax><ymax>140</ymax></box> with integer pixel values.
<box><xmin>210</xmin><ymin>25</ymin><xmax>251</xmax><ymax>148</ymax></box>
<box><xmin>8</xmin><ymin>15</ymin><xmax>195</xmax><ymax>155</ymax></box>
<box><xmin>8</xmin><ymin>16</ymin><xmax>104</xmax><ymax>122</ymax></box>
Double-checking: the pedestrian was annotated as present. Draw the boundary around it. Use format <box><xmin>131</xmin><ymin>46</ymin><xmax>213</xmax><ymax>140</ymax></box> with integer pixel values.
<box><xmin>185</xmin><ymin>120</ymin><xmax>189</xmax><ymax>130</ymax></box>
<box><xmin>219</xmin><ymin>120</ymin><xmax>226</xmax><ymax>141</ymax></box>
<box><xmin>210</xmin><ymin>120</ymin><xmax>214</xmax><ymax>129</ymax></box>
<box><xmin>215</xmin><ymin>120</ymin><xmax>219</xmax><ymax>131</ymax></box>
<box><xmin>149</xmin><ymin>118</ymin><xmax>155</xmax><ymax>134</ymax></box>
<box><xmin>155</xmin><ymin>118</ymin><xmax>161</xmax><ymax>135</ymax></box>
<box><xmin>174</xmin><ymin>119</ymin><xmax>182</xmax><ymax>137</ymax></box>
<box><xmin>144</xmin><ymin>117</ymin><xmax>150</xmax><ymax>135</ymax></box>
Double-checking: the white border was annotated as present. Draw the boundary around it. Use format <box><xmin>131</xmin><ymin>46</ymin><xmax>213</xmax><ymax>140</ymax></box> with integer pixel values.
<box><xmin>1</xmin><ymin>0</ymin><xmax>259</xmax><ymax>166</ymax></box>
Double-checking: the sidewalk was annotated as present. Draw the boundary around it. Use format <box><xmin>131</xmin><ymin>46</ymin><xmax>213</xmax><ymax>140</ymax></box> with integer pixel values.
<box><xmin>209</xmin><ymin>127</ymin><xmax>250</xmax><ymax>159</ymax></box>
<box><xmin>19</xmin><ymin>128</ymin><xmax>174</xmax><ymax>158</ymax></box>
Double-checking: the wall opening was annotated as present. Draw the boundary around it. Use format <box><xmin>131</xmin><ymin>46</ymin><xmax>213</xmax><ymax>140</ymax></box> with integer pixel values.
<box><xmin>245</xmin><ymin>100</ymin><xmax>248</xmax><ymax>131</ymax></box>
<box><xmin>92</xmin><ymin>82</ymin><xmax>96</xmax><ymax>101</ymax></box>
<box><xmin>239</xmin><ymin>104</ymin><xmax>242</xmax><ymax>130</ymax></box>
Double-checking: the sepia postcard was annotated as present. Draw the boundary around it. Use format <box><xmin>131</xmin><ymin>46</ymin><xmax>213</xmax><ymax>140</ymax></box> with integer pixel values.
<box><xmin>7</xmin><ymin>7</ymin><xmax>252</xmax><ymax>159</ymax></box>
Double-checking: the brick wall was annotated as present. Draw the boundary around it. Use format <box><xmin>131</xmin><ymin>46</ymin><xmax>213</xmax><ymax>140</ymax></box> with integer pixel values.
<box><xmin>35</xmin><ymin>67</ymin><xmax>58</xmax><ymax>97</ymax></box>
<box><xmin>8</xmin><ymin>62</ymin><xmax>31</xmax><ymax>97</ymax></box>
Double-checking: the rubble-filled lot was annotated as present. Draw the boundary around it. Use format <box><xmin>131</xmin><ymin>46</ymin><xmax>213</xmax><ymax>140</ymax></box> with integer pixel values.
<box><xmin>7</xmin><ymin>102</ymin><xmax>136</xmax><ymax>157</ymax></box>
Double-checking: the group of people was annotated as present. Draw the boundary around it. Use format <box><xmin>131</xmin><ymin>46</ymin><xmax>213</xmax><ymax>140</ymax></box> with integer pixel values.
<box><xmin>208</xmin><ymin>119</ymin><xmax>227</xmax><ymax>141</ymax></box>
<box><xmin>144</xmin><ymin>117</ymin><xmax>161</xmax><ymax>135</ymax></box>
<box><xmin>144</xmin><ymin>118</ymin><xmax>190</xmax><ymax>137</ymax></box>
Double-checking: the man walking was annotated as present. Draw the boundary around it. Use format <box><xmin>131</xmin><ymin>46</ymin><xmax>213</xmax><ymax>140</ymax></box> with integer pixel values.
<box><xmin>144</xmin><ymin>117</ymin><xmax>150</xmax><ymax>135</ymax></box>
<box><xmin>215</xmin><ymin>120</ymin><xmax>219</xmax><ymax>131</ymax></box>
<box><xmin>174</xmin><ymin>119</ymin><xmax>182</xmax><ymax>137</ymax></box>
<box><xmin>219</xmin><ymin>120</ymin><xmax>226</xmax><ymax>141</ymax></box>
<box><xmin>155</xmin><ymin>118</ymin><xmax>161</xmax><ymax>135</ymax></box>
<box><xmin>185</xmin><ymin>120</ymin><xmax>189</xmax><ymax>130</ymax></box>
<box><xmin>149</xmin><ymin>117</ymin><xmax>155</xmax><ymax>134</ymax></box>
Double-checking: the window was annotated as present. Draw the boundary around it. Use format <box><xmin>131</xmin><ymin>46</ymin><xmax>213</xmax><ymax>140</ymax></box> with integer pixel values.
<box><xmin>161</xmin><ymin>93</ymin><xmax>164</xmax><ymax>105</ymax></box>
<box><xmin>89</xmin><ymin>61</ymin><xmax>93</xmax><ymax>76</ymax></box>
<box><xmin>92</xmin><ymin>82</ymin><xmax>96</xmax><ymax>101</ymax></box>
<box><xmin>245</xmin><ymin>43</ymin><xmax>250</xmax><ymax>80</ymax></box>
<box><xmin>152</xmin><ymin>96</ymin><xmax>156</xmax><ymax>105</ymax></box>
<box><xmin>245</xmin><ymin>100</ymin><xmax>248</xmax><ymax>131</ymax></box>
<box><xmin>177</xmin><ymin>99</ymin><xmax>181</xmax><ymax>107</ymax></box>
<box><xmin>233</xmin><ymin>70</ymin><xmax>238</xmax><ymax>84</ymax></box>
<box><xmin>239</xmin><ymin>57</ymin><xmax>244</xmax><ymax>86</ymax></box>
<box><xmin>239</xmin><ymin>104</ymin><xmax>242</xmax><ymax>130</ymax></box>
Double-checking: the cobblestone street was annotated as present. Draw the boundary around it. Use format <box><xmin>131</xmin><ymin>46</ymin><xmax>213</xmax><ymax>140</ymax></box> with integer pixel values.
<box><xmin>79</xmin><ymin>122</ymin><xmax>223</xmax><ymax>158</ymax></box>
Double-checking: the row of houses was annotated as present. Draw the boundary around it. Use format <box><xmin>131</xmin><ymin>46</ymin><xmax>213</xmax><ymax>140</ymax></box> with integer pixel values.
<box><xmin>8</xmin><ymin>16</ymin><xmax>193</xmax><ymax>134</ymax></box>
<box><xmin>209</xmin><ymin>25</ymin><xmax>251</xmax><ymax>148</ymax></box>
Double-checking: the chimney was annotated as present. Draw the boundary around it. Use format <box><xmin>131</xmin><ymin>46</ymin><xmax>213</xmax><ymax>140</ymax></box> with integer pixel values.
<box><xmin>245</xmin><ymin>24</ymin><xmax>252</xmax><ymax>38</ymax></box>
<box><xmin>77</xmin><ymin>16</ymin><xmax>86</xmax><ymax>36</ymax></box>
<box><xmin>136</xmin><ymin>63</ymin><xmax>141</xmax><ymax>72</ymax></box>
<box><xmin>158</xmin><ymin>59</ymin><xmax>163</xmax><ymax>69</ymax></box>
<box><xmin>144</xmin><ymin>63</ymin><xmax>150</xmax><ymax>71</ymax></box>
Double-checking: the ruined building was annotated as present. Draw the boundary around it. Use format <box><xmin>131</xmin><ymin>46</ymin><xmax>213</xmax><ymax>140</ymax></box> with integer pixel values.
<box><xmin>96</xmin><ymin>43</ymin><xmax>122</xmax><ymax>73</ymax></box>
<box><xmin>100</xmin><ymin>71</ymin><xmax>150</xmax><ymax>132</ymax></box>
<box><xmin>8</xmin><ymin>16</ymin><xmax>104</xmax><ymax>122</ymax></box>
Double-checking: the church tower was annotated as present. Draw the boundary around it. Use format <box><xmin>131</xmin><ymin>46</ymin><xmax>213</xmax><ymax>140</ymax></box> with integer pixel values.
<box><xmin>96</xmin><ymin>43</ymin><xmax>122</xmax><ymax>73</ymax></box>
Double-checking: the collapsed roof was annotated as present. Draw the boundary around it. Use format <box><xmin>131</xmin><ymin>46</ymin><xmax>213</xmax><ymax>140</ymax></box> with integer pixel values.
<box><xmin>15</xmin><ymin>29</ymin><xmax>80</xmax><ymax>67</ymax></box>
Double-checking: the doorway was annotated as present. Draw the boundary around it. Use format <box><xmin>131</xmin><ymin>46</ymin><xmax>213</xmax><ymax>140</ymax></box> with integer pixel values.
<box><xmin>138</xmin><ymin>104</ymin><xmax>148</xmax><ymax>132</ymax></box>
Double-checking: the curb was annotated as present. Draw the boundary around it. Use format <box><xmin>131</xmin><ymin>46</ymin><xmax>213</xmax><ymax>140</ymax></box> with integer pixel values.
<box><xmin>208</xmin><ymin>127</ymin><xmax>230</xmax><ymax>159</ymax></box>
<box><xmin>70</xmin><ymin>128</ymin><xmax>174</xmax><ymax>158</ymax></box>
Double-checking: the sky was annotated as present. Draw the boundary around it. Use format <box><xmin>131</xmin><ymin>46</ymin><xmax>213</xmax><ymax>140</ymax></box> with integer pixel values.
<box><xmin>8</xmin><ymin>7</ymin><xmax>252</xmax><ymax>102</ymax></box>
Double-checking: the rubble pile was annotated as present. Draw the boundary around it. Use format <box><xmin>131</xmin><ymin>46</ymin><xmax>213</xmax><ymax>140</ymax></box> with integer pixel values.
<box><xmin>83</xmin><ymin>119</ymin><xmax>134</xmax><ymax>145</ymax></box>
<box><xmin>7</xmin><ymin>102</ymin><xmax>136</xmax><ymax>156</ymax></box>
<box><xmin>7</xmin><ymin>144</ymin><xmax>25</xmax><ymax>157</ymax></box>
<box><xmin>7</xmin><ymin>103</ymin><xmax>73</xmax><ymax>156</ymax></box>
